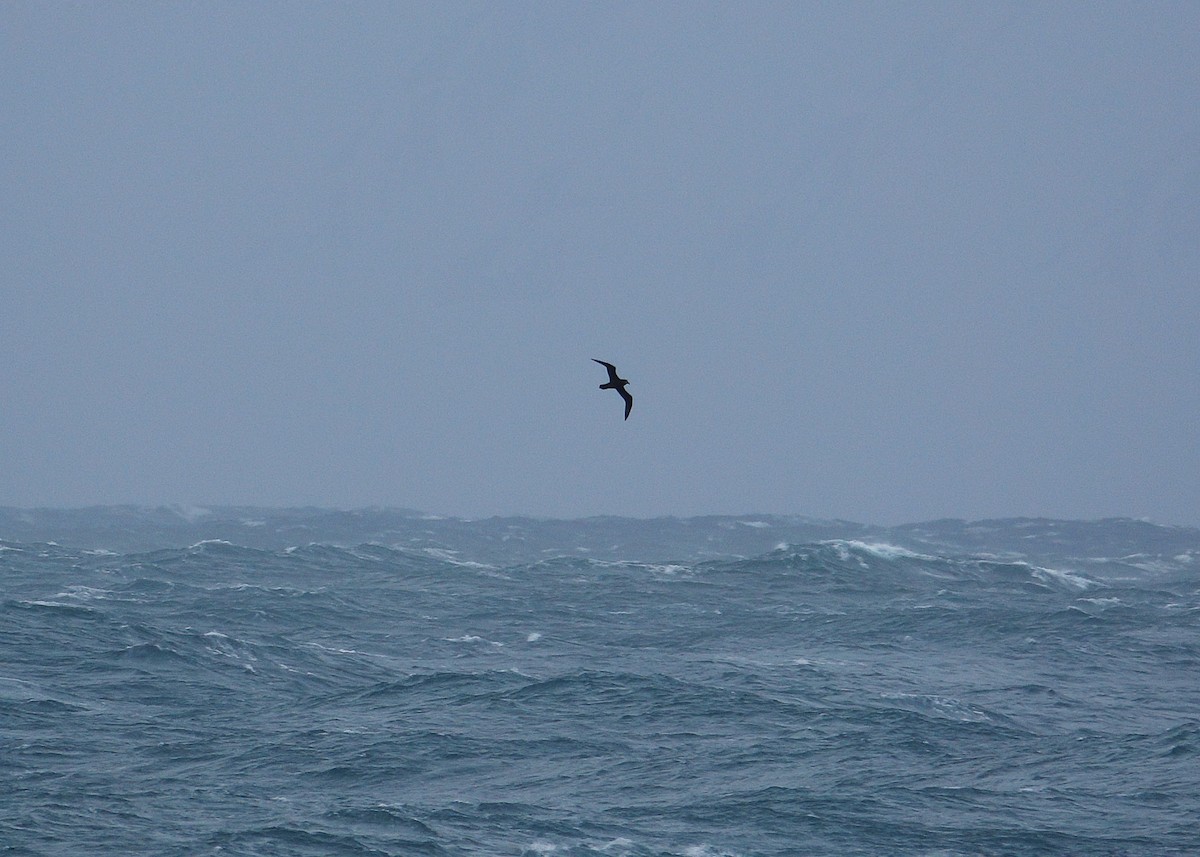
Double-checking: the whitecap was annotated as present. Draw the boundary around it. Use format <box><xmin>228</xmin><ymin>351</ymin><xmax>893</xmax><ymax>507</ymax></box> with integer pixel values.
<box><xmin>445</xmin><ymin>635</ymin><xmax>503</xmax><ymax>647</ymax></box>
<box><xmin>682</xmin><ymin>846</ymin><xmax>741</xmax><ymax>857</ymax></box>
<box><xmin>880</xmin><ymin>691</ymin><xmax>996</xmax><ymax>724</ymax></box>
<box><xmin>54</xmin><ymin>585</ymin><xmax>111</xmax><ymax>601</ymax></box>
<box><xmin>421</xmin><ymin>547</ymin><xmax>496</xmax><ymax>569</ymax></box>
<box><xmin>1030</xmin><ymin>565</ymin><xmax>1095</xmax><ymax>590</ymax></box>
<box><xmin>643</xmin><ymin>563</ymin><xmax>691</xmax><ymax>576</ymax></box>
<box><xmin>306</xmin><ymin>642</ymin><xmax>373</xmax><ymax>657</ymax></box>
<box><xmin>834</xmin><ymin>540</ymin><xmax>935</xmax><ymax>561</ymax></box>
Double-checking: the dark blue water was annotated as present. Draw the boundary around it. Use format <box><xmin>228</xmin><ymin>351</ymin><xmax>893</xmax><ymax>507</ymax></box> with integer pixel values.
<box><xmin>3</xmin><ymin>516</ymin><xmax>1199</xmax><ymax>855</ymax></box>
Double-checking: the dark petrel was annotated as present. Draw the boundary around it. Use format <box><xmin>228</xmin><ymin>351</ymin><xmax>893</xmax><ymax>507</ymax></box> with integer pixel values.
<box><xmin>592</xmin><ymin>359</ymin><xmax>632</xmax><ymax>420</ymax></box>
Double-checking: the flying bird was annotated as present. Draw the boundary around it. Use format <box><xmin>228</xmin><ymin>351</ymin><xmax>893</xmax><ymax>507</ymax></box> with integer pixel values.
<box><xmin>592</xmin><ymin>359</ymin><xmax>632</xmax><ymax>420</ymax></box>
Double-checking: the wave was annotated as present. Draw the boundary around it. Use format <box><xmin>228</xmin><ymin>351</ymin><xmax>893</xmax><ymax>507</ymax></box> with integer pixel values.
<box><xmin>4</xmin><ymin>513</ymin><xmax>1198</xmax><ymax>857</ymax></box>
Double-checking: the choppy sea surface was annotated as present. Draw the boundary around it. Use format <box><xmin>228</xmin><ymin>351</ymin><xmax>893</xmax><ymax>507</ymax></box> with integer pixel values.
<box><xmin>2</xmin><ymin>509</ymin><xmax>1199</xmax><ymax>856</ymax></box>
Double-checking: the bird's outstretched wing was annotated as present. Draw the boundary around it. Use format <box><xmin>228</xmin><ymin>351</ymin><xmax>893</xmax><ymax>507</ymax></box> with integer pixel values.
<box><xmin>592</xmin><ymin>358</ymin><xmax>620</xmax><ymax>384</ymax></box>
<box><xmin>618</xmin><ymin>387</ymin><xmax>633</xmax><ymax>420</ymax></box>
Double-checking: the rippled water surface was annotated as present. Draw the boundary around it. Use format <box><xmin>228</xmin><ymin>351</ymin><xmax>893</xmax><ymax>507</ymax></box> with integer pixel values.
<box><xmin>3</xmin><ymin>520</ymin><xmax>1199</xmax><ymax>855</ymax></box>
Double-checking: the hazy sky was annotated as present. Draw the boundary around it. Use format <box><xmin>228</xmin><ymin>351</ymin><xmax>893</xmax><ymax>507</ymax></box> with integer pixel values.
<box><xmin>3</xmin><ymin>3</ymin><xmax>1198</xmax><ymax>524</ymax></box>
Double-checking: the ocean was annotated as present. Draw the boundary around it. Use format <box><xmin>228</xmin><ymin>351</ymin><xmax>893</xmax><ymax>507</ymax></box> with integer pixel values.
<box><xmin>2</xmin><ymin>508</ymin><xmax>1198</xmax><ymax>856</ymax></box>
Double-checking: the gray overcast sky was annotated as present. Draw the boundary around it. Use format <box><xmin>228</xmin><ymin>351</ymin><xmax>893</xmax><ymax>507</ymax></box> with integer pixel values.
<box><xmin>3</xmin><ymin>2</ymin><xmax>1198</xmax><ymax>524</ymax></box>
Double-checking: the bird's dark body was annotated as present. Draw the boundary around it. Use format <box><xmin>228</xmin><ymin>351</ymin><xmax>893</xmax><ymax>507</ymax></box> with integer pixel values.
<box><xmin>592</xmin><ymin>359</ymin><xmax>632</xmax><ymax>420</ymax></box>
